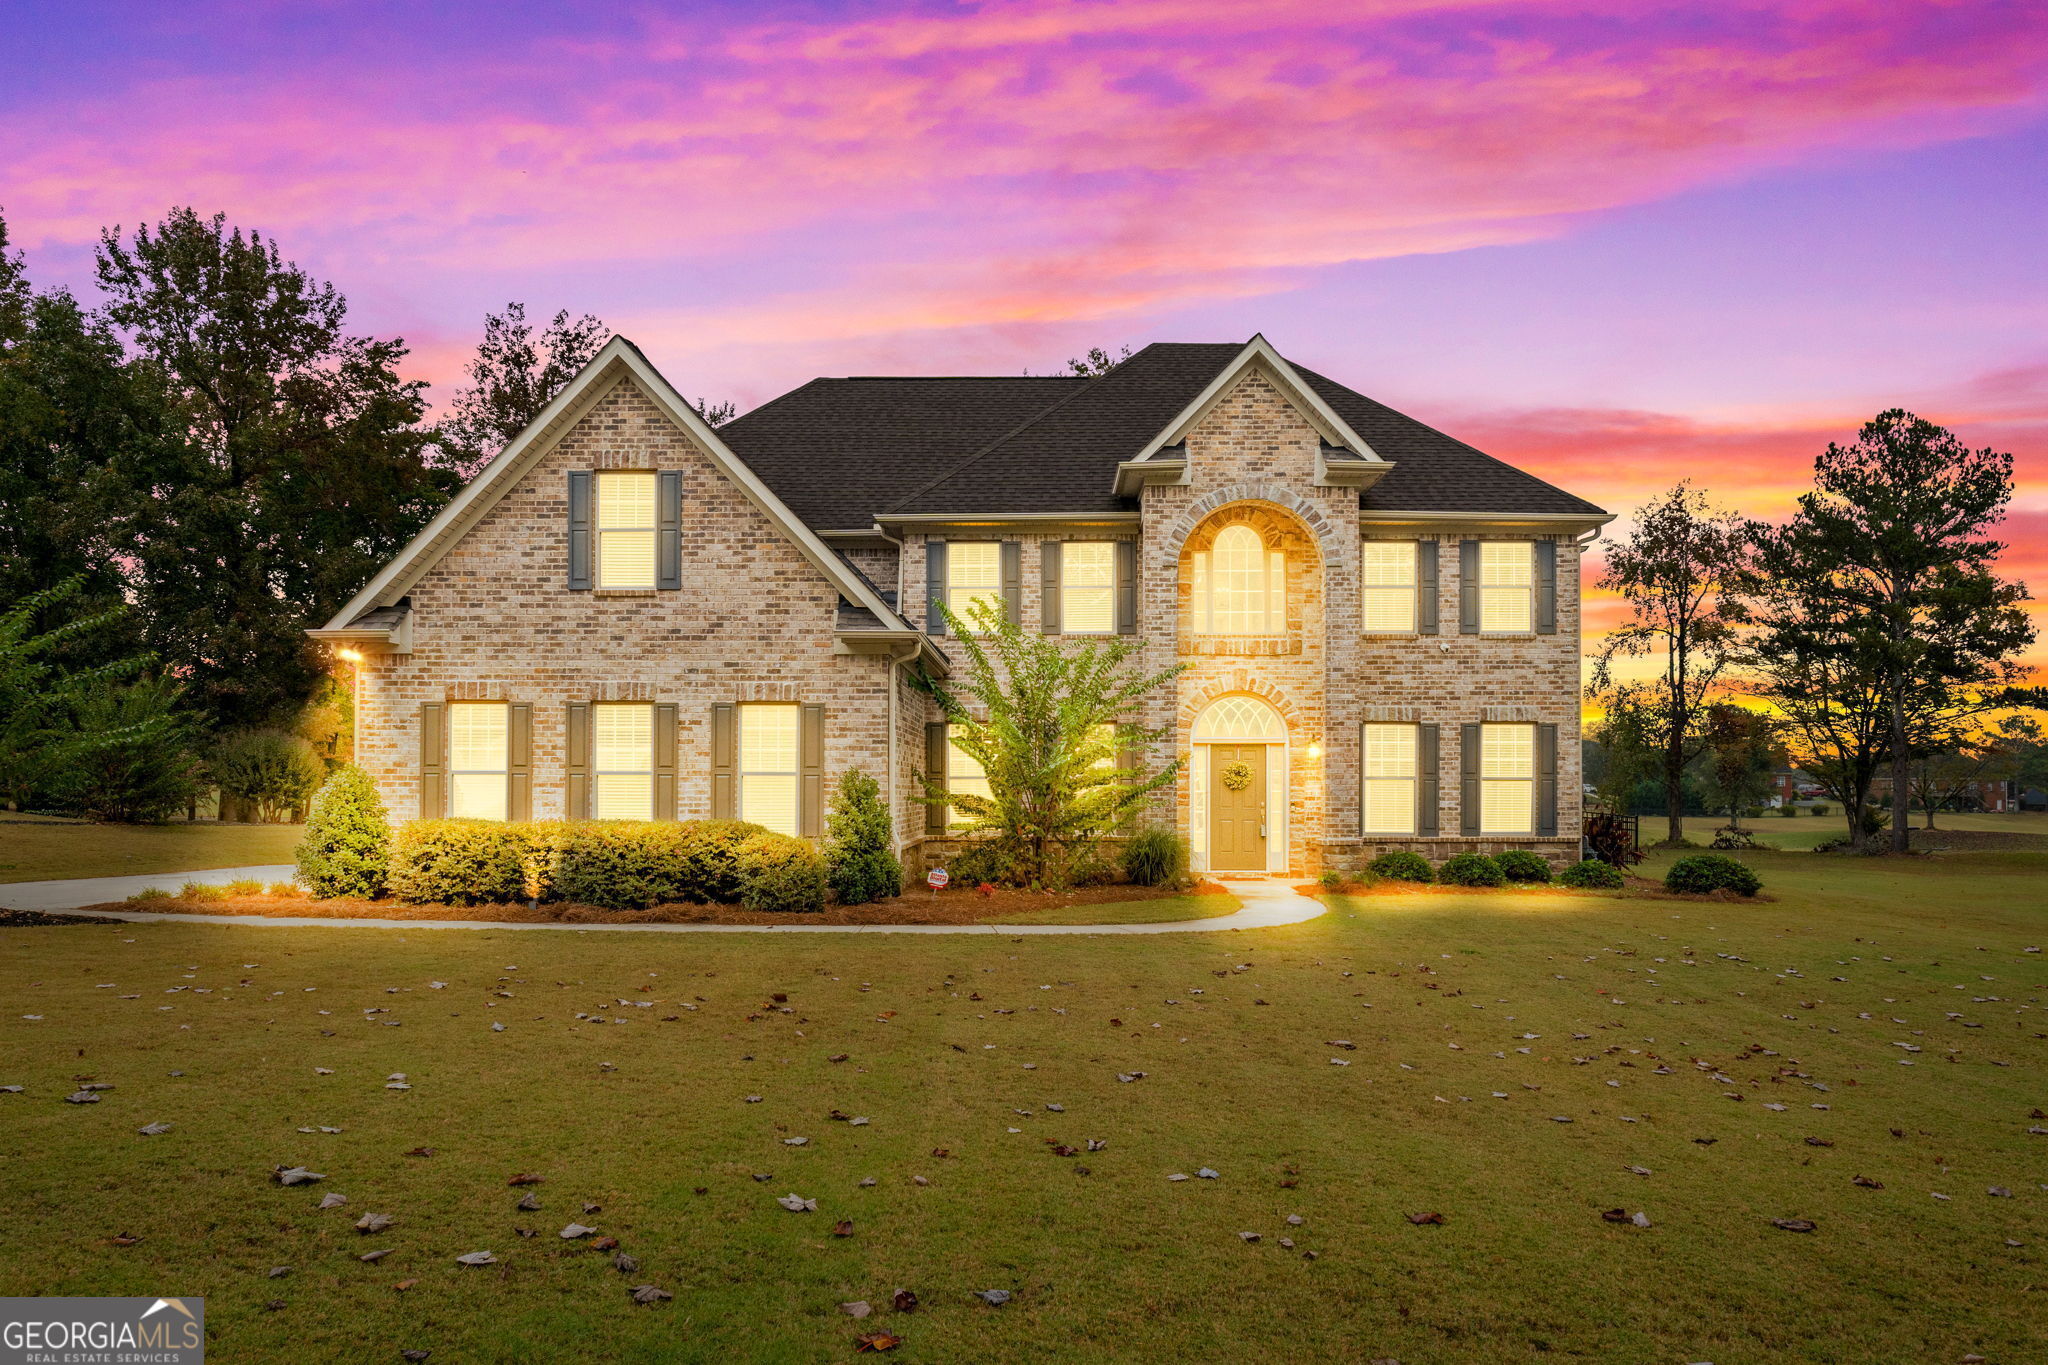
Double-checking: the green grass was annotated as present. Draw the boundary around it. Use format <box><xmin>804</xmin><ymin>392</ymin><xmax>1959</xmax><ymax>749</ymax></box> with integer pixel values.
<box><xmin>0</xmin><ymin>819</ymin><xmax>304</xmax><ymax>883</ymax></box>
<box><xmin>991</xmin><ymin>892</ymin><xmax>1239</xmax><ymax>925</ymax></box>
<box><xmin>1642</xmin><ymin>810</ymin><xmax>2043</xmax><ymax>852</ymax></box>
<box><xmin>1</xmin><ymin>849</ymin><xmax>2043</xmax><ymax>1363</ymax></box>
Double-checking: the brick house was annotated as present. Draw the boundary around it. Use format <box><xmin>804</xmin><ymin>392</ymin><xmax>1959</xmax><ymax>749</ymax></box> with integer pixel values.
<box><xmin>312</xmin><ymin>335</ymin><xmax>1610</xmax><ymax>876</ymax></box>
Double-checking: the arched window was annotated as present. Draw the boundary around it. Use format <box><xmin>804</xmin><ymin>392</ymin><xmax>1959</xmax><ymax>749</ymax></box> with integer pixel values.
<box><xmin>1193</xmin><ymin>525</ymin><xmax>1284</xmax><ymax>634</ymax></box>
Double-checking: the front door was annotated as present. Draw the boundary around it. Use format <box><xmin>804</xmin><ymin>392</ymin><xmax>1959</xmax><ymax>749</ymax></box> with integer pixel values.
<box><xmin>1209</xmin><ymin>744</ymin><xmax>1267</xmax><ymax>872</ymax></box>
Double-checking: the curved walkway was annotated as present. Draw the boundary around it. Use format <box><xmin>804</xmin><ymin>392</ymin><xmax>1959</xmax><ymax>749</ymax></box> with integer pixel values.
<box><xmin>4</xmin><ymin>867</ymin><xmax>1327</xmax><ymax>936</ymax></box>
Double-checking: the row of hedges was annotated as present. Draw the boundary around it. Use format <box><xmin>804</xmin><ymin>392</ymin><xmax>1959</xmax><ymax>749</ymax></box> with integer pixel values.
<box><xmin>387</xmin><ymin>818</ymin><xmax>826</xmax><ymax>911</ymax></box>
<box><xmin>1349</xmin><ymin>848</ymin><xmax>1759</xmax><ymax>896</ymax></box>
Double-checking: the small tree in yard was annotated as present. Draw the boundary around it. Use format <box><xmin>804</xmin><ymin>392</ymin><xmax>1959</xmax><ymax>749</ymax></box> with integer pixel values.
<box><xmin>296</xmin><ymin>764</ymin><xmax>390</xmax><ymax>898</ymax></box>
<box><xmin>56</xmin><ymin>675</ymin><xmax>204</xmax><ymax>822</ymax></box>
<box><xmin>1589</xmin><ymin>484</ymin><xmax>1751</xmax><ymax>844</ymax></box>
<box><xmin>916</xmin><ymin>598</ymin><xmax>1183</xmax><ymax>888</ymax></box>
<box><xmin>211</xmin><ymin>730</ymin><xmax>324</xmax><ymax>822</ymax></box>
<box><xmin>824</xmin><ymin>768</ymin><xmax>902</xmax><ymax>905</ymax></box>
<box><xmin>1696</xmin><ymin>704</ymin><xmax>1776</xmax><ymax>830</ymax></box>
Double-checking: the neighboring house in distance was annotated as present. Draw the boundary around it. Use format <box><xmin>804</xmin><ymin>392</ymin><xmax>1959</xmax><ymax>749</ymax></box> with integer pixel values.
<box><xmin>312</xmin><ymin>335</ymin><xmax>1610</xmax><ymax>876</ymax></box>
<box><xmin>1767</xmin><ymin>767</ymin><xmax>1827</xmax><ymax>808</ymax></box>
<box><xmin>1869</xmin><ymin>774</ymin><xmax>2016</xmax><ymax>814</ymax></box>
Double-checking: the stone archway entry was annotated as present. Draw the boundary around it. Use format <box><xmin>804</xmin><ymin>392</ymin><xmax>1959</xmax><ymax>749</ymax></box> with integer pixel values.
<box><xmin>1190</xmin><ymin>694</ymin><xmax>1287</xmax><ymax>875</ymax></box>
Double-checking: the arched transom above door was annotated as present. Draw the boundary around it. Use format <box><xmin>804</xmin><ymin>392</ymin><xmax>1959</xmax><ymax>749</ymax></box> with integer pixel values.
<box><xmin>1192</xmin><ymin>694</ymin><xmax>1285</xmax><ymax>742</ymax></box>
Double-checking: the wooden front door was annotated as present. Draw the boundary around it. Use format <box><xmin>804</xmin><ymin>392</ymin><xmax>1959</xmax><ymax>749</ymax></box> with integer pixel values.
<box><xmin>1209</xmin><ymin>744</ymin><xmax>1267</xmax><ymax>872</ymax></box>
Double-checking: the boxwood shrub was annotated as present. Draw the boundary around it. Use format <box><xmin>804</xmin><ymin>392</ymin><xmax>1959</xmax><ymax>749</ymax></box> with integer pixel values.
<box><xmin>1367</xmin><ymin>850</ymin><xmax>1434</xmax><ymax>883</ymax></box>
<box><xmin>1437</xmin><ymin>852</ymin><xmax>1505</xmax><ymax>887</ymax></box>
<box><xmin>1559</xmin><ymin>858</ymin><xmax>1626</xmax><ymax>890</ymax></box>
<box><xmin>1493</xmin><ymin>849</ymin><xmax>1552</xmax><ymax>884</ymax></box>
<box><xmin>388</xmin><ymin>819</ymin><xmax>540</xmax><ymax>905</ymax></box>
<box><xmin>736</xmin><ymin>831</ymin><xmax>829</xmax><ymax>913</ymax></box>
<box><xmin>1664</xmin><ymin>852</ymin><xmax>1763</xmax><ymax>897</ymax></box>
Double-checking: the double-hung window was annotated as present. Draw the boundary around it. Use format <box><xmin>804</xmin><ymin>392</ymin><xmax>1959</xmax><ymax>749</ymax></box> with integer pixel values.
<box><xmin>738</xmin><ymin>703</ymin><xmax>800</xmax><ymax>836</ymax></box>
<box><xmin>946</xmin><ymin>726</ymin><xmax>991</xmax><ymax>828</ymax></box>
<box><xmin>1480</xmin><ymin>723</ymin><xmax>1536</xmax><ymax>834</ymax></box>
<box><xmin>1361</xmin><ymin>541</ymin><xmax>1419</xmax><ymax>634</ymax></box>
<box><xmin>1361</xmin><ymin>724</ymin><xmax>1418</xmax><ymax>834</ymax></box>
<box><xmin>1479</xmin><ymin>542</ymin><xmax>1534</xmax><ymax>633</ymax></box>
<box><xmin>448</xmin><ymin>702</ymin><xmax>509</xmax><ymax>820</ymax></box>
<box><xmin>596</xmin><ymin>471</ymin><xmax>658</xmax><ymax>589</ymax></box>
<box><xmin>946</xmin><ymin>542</ymin><xmax>1004</xmax><ymax>632</ymax></box>
<box><xmin>1061</xmin><ymin>542</ymin><xmax>1116</xmax><ymax>634</ymax></box>
<box><xmin>592</xmin><ymin>703</ymin><xmax>654</xmax><ymax>821</ymax></box>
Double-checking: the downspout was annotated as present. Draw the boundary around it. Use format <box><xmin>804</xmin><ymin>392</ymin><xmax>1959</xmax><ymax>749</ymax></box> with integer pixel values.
<box><xmin>885</xmin><ymin>640</ymin><xmax>921</xmax><ymax>859</ymax></box>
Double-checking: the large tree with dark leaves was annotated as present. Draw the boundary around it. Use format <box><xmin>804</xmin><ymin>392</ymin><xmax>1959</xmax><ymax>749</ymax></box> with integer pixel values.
<box><xmin>94</xmin><ymin>208</ymin><xmax>458</xmax><ymax>730</ymax></box>
<box><xmin>0</xmin><ymin>214</ymin><xmax>151</xmax><ymax>659</ymax></box>
<box><xmin>1748</xmin><ymin>411</ymin><xmax>2034</xmax><ymax>852</ymax></box>
<box><xmin>439</xmin><ymin>301</ymin><xmax>608</xmax><ymax>476</ymax></box>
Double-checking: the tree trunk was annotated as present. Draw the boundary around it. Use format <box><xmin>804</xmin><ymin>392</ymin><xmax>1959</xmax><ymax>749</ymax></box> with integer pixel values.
<box><xmin>1889</xmin><ymin>686</ymin><xmax>1911</xmax><ymax>854</ymax></box>
<box><xmin>1665</xmin><ymin>735</ymin><xmax>1686</xmax><ymax>844</ymax></box>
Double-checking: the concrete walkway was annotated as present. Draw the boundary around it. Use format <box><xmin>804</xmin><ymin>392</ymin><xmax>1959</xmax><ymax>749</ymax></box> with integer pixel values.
<box><xmin>5</xmin><ymin>866</ymin><xmax>1327</xmax><ymax>936</ymax></box>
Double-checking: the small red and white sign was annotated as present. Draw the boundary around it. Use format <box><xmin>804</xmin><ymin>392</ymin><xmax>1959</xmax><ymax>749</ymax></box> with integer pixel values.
<box><xmin>927</xmin><ymin>868</ymin><xmax>950</xmax><ymax>891</ymax></box>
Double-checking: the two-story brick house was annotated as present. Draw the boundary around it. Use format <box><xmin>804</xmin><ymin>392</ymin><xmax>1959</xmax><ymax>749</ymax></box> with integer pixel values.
<box><xmin>312</xmin><ymin>335</ymin><xmax>1609</xmax><ymax>877</ymax></box>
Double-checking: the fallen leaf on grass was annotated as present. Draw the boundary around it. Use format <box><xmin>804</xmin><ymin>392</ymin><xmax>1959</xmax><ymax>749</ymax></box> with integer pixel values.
<box><xmin>516</xmin><ymin>1193</ymin><xmax>541</xmax><ymax>1211</ymax></box>
<box><xmin>1853</xmin><ymin>1175</ymin><xmax>1884</xmax><ymax>1189</ymax></box>
<box><xmin>66</xmin><ymin>1091</ymin><xmax>102</xmax><ymax>1104</ymax></box>
<box><xmin>267</xmin><ymin>1267</ymin><xmax>290</xmax><ymax>1279</ymax></box>
<box><xmin>855</xmin><ymin>1332</ymin><xmax>902</xmax><ymax>1352</ymax></box>
<box><xmin>405</xmin><ymin>1146</ymin><xmax>433</xmax><ymax>1158</ymax></box>
<box><xmin>629</xmin><ymin>1285</ymin><xmax>672</xmax><ymax>1305</ymax></box>
<box><xmin>975</xmin><ymin>1289</ymin><xmax>1012</xmax><ymax>1306</ymax></box>
<box><xmin>273</xmin><ymin>1166</ymin><xmax>326</xmax><ymax>1186</ymax></box>
<box><xmin>1239</xmin><ymin>1231</ymin><xmax>1261</xmax><ymax>1243</ymax></box>
<box><xmin>455</xmin><ymin>1251</ymin><xmax>498</xmax><ymax>1266</ymax></box>
<box><xmin>402</xmin><ymin>1352</ymin><xmax>430</xmax><ymax>1362</ymax></box>
<box><xmin>319</xmin><ymin>1192</ymin><xmax>348</xmax><ymax>1209</ymax></box>
<box><xmin>393</xmin><ymin>1280</ymin><xmax>416</xmax><ymax>1292</ymax></box>
<box><xmin>892</xmin><ymin>1288</ymin><xmax>918</xmax><ymax>1313</ymax></box>
<box><xmin>840</xmin><ymin>1301</ymin><xmax>871</xmax><ymax>1318</ymax></box>
<box><xmin>833</xmin><ymin>1220</ymin><xmax>853</xmax><ymax>1237</ymax></box>
<box><xmin>559</xmin><ymin>1223</ymin><xmax>596</xmax><ymax>1239</ymax></box>
<box><xmin>109</xmin><ymin>1233</ymin><xmax>142</xmax><ymax>1247</ymax></box>
<box><xmin>507</xmin><ymin>1173</ymin><xmax>544</xmax><ymax>1186</ymax></box>
<box><xmin>778</xmin><ymin>1194</ymin><xmax>818</xmax><ymax>1212</ymax></box>
<box><xmin>1770</xmin><ymin>1218</ymin><xmax>1816</xmax><ymax>1233</ymax></box>
<box><xmin>1405</xmin><ymin>1212</ymin><xmax>1445</xmax><ymax>1225</ymax></box>
<box><xmin>613</xmin><ymin>1253</ymin><xmax>638</xmax><ymax>1273</ymax></box>
<box><xmin>355</xmin><ymin>1213</ymin><xmax>394</xmax><ymax>1234</ymax></box>
<box><xmin>137</xmin><ymin>1122</ymin><xmax>172</xmax><ymax>1136</ymax></box>
<box><xmin>360</xmin><ymin>1249</ymin><xmax>393</xmax><ymax>1263</ymax></box>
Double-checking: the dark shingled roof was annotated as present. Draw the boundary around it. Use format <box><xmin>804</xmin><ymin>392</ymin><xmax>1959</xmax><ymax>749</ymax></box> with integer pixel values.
<box><xmin>719</xmin><ymin>342</ymin><xmax>1603</xmax><ymax>526</ymax></box>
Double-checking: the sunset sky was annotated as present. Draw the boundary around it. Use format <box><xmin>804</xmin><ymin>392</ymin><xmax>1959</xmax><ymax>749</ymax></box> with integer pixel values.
<box><xmin>5</xmin><ymin>0</ymin><xmax>2044</xmax><ymax>665</ymax></box>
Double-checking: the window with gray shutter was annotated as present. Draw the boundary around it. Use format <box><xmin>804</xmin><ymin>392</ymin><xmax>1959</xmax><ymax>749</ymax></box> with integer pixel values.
<box><xmin>1458</xmin><ymin>540</ymin><xmax>1480</xmax><ymax>634</ymax></box>
<box><xmin>1116</xmin><ymin>540</ymin><xmax>1139</xmax><ymax>635</ymax></box>
<box><xmin>1001</xmin><ymin>541</ymin><xmax>1023</xmax><ymax>626</ymax></box>
<box><xmin>925</xmin><ymin>541</ymin><xmax>948</xmax><ymax>635</ymax></box>
<box><xmin>657</xmin><ymin>470</ymin><xmax>683</xmax><ymax>590</ymax></box>
<box><xmin>710</xmin><ymin>703</ymin><xmax>736</xmax><ymax>819</ymax></box>
<box><xmin>1040</xmin><ymin>542</ymin><xmax>1062</xmax><ymax>635</ymax></box>
<box><xmin>1418</xmin><ymin>722</ymin><xmax>1440</xmax><ymax>836</ymax></box>
<box><xmin>1459</xmin><ymin>723</ymin><xmax>1481</xmax><ymax>835</ymax></box>
<box><xmin>567</xmin><ymin>472</ymin><xmax>593</xmax><ymax>591</ymax></box>
<box><xmin>1535</xmin><ymin>540</ymin><xmax>1558</xmax><ymax>635</ymax></box>
<box><xmin>1536</xmin><ymin>722</ymin><xmax>1558</xmax><ymax>836</ymax></box>
<box><xmin>1417</xmin><ymin>540</ymin><xmax>1440</xmax><ymax>635</ymax></box>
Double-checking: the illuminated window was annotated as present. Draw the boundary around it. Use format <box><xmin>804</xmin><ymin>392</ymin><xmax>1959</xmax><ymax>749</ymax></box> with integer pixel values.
<box><xmin>738</xmin><ymin>704</ymin><xmax>800</xmax><ymax>836</ymax></box>
<box><xmin>447</xmin><ymin>702</ymin><xmax>508</xmax><ymax>820</ymax></box>
<box><xmin>1194</xmin><ymin>525</ymin><xmax>1283</xmax><ymax>634</ymax></box>
<box><xmin>1479</xmin><ymin>542</ymin><xmax>1534</xmax><ymax>633</ymax></box>
<box><xmin>592</xmin><ymin>703</ymin><xmax>654</xmax><ymax>821</ymax></box>
<box><xmin>944</xmin><ymin>724</ymin><xmax>991</xmax><ymax>828</ymax></box>
<box><xmin>1361</xmin><ymin>541</ymin><xmax>1418</xmax><ymax>634</ymax></box>
<box><xmin>1361</xmin><ymin>724</ymin><xmax>1417</xmax><ymax>834</ymax></box>
<box><xmin>1480</xmin><ymin>723</ymin><xmax>1535</xmax><ymax>834</ymax></box>
<box><xmin>596</xmin><ymin>472</ymin><xmax>658</xmax><ymax>589</ymax></box>
<box><xmin>947</xmin><ymin>542</ymin><xmax>1003</xmax><ymax>632</ymax></box>
<box><xmin>1061</xmin><ymin>542</ymin><xmax>1115</xmax><ymax>634</ymax></box>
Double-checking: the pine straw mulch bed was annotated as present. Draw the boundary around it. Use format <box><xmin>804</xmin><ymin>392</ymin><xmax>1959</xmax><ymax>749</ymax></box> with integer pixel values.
<box><xmin>75</xmin><ymin>881</ymin><xmax>1225</xmax><ymax>927</ymax></box>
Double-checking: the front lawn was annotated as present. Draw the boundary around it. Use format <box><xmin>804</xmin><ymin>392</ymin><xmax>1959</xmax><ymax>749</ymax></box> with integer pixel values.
<box><xmin>0</xmin><ymin>818</ymin><xmax>305</xmax><ymax>883</ymax></box>
<box><xmin>0</xmin><ymin>849</ymin><xmax>2041</xmax><ymax>1363</ymax></box>
<box><xmin>1649</xmin><ymin>811</ymin><xmax>2043</xmax><ymax>852</ymax></box>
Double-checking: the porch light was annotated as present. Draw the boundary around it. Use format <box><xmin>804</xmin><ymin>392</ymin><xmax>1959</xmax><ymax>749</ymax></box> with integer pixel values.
<box><xmin>1307</xmin><ymin>741</ymin><xmax>1322</xmax><ymax>759</ymax></box>
<box><xmin>336</xmin><ymin>647</ymin><xmax>365</xmax><ymax>663</ymax></box>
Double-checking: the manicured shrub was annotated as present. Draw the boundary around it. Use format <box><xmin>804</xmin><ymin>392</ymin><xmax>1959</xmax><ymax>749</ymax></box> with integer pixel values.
<box><xmin>1559</xmin><ymin>858</ymin><xmax>1626</xmax><ymax>890</ymax></box>
<box><xmin>737</xmin><ymin>831</ymin><xmax>828</xmax><ymax>912</ymax></box>
<box><xmin>677</xmin><ymin>820</ymin><xmax>771</xmax><ymax>902</ymax></box>
<box><xmin>388</xmin><ymin>818</ymin><xmax>534</xmax><ymax>905</ymax></box>
<box><xmin>1664</xmin><ymin>852</ymin><xmax>1763</xmax><ymax>897</ymax></box>
<box><xmin>1774</xmin><ymin>804</ymin><xmax>1798</xmax><ymax>818</ymax></box>
<box><xmin>1123</xmin><ymin>826</ymin><xmax>1189</xmax><ymax>887</ymax></box>
<box><xmin>1317</xmin><ymin>868</ymin><xmax>1344</xmax><ymax>891</ymax></box>
<box><xmin>1493</xmin><ymin>849</ymin><xmax>1552</xmax><ymax>884</ymax></box>
<box><xmin>1437</xmin><ymin>852</ymin><xmax>1505</xmax><ymax>887</ymax></box>
<box><xmin>54</xmin><ymin>676</ymin><xmax>204</xmax><ymax>823</ymax></box>
<box><xmin>296</xmin><ymin>764</ymin><xmax>391</xmax><ymax>899</ymax></box>
<box><xmin>825</xmin><ymin>769</ymin><xmax>902</xmax><ymax>905</ymax></box>
<box><xmin>1369</xmin><ymin>850</ymin><xmax>1434</xmax><ymax>883</ymax></box>
<box><xmin>210</xmin><ymin>730</ymin><xmax>324</xmax><ymax>822</ymax></box>
<box><xmin>551</xmin><ymin>820</ymin><xmax>691</xmax><ymax>909</ymax></box>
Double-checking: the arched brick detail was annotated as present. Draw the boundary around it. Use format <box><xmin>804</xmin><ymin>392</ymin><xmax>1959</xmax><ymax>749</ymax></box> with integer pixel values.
<box><xmin>1178</xmin><ymin>677</ymin><xmax>1305</xmax><ymax>733</ymax></box>
<box><xmin>1161</xmin><ymin>483</ymin><xmax>1343</xmax><ymax>561</ymax></box>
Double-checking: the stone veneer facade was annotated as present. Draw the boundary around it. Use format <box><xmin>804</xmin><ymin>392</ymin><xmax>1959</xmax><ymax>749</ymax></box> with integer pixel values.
<box><xmin>350</xmin><ymin>366</ymin><xmax>1587</xmax><ymax>875</ymax></box>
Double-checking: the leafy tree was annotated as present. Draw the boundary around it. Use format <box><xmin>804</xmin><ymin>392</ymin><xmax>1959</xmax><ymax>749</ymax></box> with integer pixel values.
<box><xmin>915</xmin><ymin>598</ymin><xmax>1183</xmax><ymax>888</ymax></box>
<box><xmin>693</xmin><ymin>397</ymin><xmax>737</xmax><ymax>428</ymax></box>
<box><xmin>441</xmin><ymin>301</ymin><xmax>608</xmax><ymax>475</ymax></box>
<box><xmin>0</xmin><ymin>213</ymin><xmax>152</xmax><ymax>658</ymax></box>
<box><xmin>823</xmin><ymin>767</ymin><xmax>902</xmax><ymax>905</ymax></box>
<box><xmin>1587</xmin><ymin>693</ymin><xmax>1663</xmax><ymax>814</ymax></box>
<box><xmin>1589</xmin><ymin>484</ymin><xmax>1751</xmax><ymax>843</ymax></box>
<box><xmin>296</xmin><ymin>763</ymin><xmax>391</xmax><ymax>898</ymax></box>
<box><xmin>55</xmin><ymin>675</ymin><xmax>203</xmax><ymax>822</ymax></box>
<box><xmin>210</xmin><ymin>729</ymin><xmax>324</xmax><ymax>822</ymax></box>
<box><xmin>1065</xmin><ymin>345</ymin><xmax>1131</xmax><ymax>377</ymax></box>
<box><xmin>1906</xmin><ymin>714</ymin><xmax>2037</xmax><ymax>827</ymax></box>
<box><xmin>1695</xmin><ymin>704</ymin><xmax>1776</xmax><ymax>828</ymax></box>
<box><xmin>1750</xmin><ymin>412</ymin><xmax>2034</xmax><ymax>851</ymax></box>
<box><xmin>0</xmin><ymin>578</ymin><xmax>166</xmax><ymax>810</ymax></box>
<box><xmin>94</xmin><ymin>208</ymin><xmax>458</xmax><ymax>732</ymax></box>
